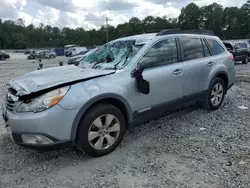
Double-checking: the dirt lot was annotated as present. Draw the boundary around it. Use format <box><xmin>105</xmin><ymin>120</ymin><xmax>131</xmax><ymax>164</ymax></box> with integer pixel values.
<box><xmin>0</xmin><ymin>55</ymin><xmax>250</xmax><ymax>188</ymax></box>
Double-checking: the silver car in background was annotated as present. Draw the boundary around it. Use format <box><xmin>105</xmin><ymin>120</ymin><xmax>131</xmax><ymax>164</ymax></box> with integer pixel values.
<box><xmin>1</xmin><ymin>29</ymin><xmax>236</xmax><ymax>157</ymax></box>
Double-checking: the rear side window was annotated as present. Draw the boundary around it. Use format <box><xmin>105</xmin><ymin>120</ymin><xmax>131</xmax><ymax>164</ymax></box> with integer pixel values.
<box><xmin>180</xmin><ymin>38</ymin><xmax>204</xmax><ymax>61</ymax></box>
<box><xmin>206</xmin><ymin>39</ymin><xmax>225</xmax><ymax>55</ymax></box>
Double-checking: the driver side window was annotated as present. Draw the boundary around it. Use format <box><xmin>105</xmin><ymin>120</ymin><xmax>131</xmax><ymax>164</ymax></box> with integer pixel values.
<box><xmin>138</xmin><ymin>38</ymin><xmax>178</xmax><ymax>69</ymax></box>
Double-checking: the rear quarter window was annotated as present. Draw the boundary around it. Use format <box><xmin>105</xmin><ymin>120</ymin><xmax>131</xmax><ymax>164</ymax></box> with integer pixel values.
<box><xmin>206</xmin><ymin>39</ymin><xmax>225</xmax><ymax>55</ymax></box>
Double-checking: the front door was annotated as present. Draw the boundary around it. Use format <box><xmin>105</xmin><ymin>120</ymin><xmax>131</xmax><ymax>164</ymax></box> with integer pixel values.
<box><xmin>131</xmin><ymin>38</ymin><xmax>184</xmax><ymax>121</ymax></box>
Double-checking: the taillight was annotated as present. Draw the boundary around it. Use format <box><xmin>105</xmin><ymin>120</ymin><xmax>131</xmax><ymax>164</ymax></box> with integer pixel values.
<box><xmin>229</xmin><ymin>53</ymin><xmax>235</xmax><ymax>61</ymax></box>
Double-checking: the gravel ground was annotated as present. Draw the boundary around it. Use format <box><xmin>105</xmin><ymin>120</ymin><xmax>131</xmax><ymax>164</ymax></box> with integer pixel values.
<box><xmin>0</xmin><ymin>56</ymin><xmax>250</xmax><ymax>188</ymax></box>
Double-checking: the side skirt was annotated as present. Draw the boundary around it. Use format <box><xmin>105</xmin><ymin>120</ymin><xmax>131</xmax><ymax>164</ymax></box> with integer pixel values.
<box><xmin>131</xmin><ymin>90</ymin><xmax>207</xmax><ymax>126</ymax></box>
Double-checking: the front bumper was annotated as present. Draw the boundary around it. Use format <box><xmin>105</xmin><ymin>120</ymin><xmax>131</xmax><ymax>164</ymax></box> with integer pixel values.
<box><xmin>1</xmin><ymin>102</ymin><xmax>78</xmax><ymax>150</ymax></box>
<box><xmin>11</xmin><ymin>132</ymin><xmax>72</xmax><ymax>150</ymax></box>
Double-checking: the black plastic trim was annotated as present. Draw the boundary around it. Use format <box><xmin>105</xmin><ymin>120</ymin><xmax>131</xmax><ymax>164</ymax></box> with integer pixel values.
<box><xmin>227</xmin><ymin>83</ymin><xmax>234</xmax><ymax>91</ymax></box>
<box><xmin>11</xmin><ymin>132</ymin><xmax>72</xmax><ymax>150</ymax></box>
<box><xmin>132</xmin><ymin>90</ymin><xmax>207</xmax><ymax>126</ymax></box>
<box><xmin>156</xmin><ymin>29</ymin><xmax>215</xmax><ymax>36</ymax></box>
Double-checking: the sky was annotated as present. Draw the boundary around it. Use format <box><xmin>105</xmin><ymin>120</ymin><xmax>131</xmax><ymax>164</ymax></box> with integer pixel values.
<box><xmin>0</xmin><ymin>0</ymin><xmax>247</xmax><ymax>30</ymax></box>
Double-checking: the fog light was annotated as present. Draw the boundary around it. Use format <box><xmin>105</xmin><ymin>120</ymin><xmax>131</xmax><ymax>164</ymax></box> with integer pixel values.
<box><xmin>21</xmin><ymin>134</ymin><xmax>54</xmax><ymax>145</ymax></box>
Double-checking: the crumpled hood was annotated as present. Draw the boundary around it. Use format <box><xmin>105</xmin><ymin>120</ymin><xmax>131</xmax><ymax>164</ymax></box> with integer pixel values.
<box><xmin>9</xmin><ymin>65</ymin><xmax>115</xmax><ymax>96</ymax></box>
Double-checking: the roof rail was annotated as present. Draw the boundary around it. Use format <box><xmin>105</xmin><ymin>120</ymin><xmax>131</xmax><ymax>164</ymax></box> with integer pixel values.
<box><xmin>156</xmin><ymin>28</ymin><xmax>215</xmax><ymax>36</ymax></box>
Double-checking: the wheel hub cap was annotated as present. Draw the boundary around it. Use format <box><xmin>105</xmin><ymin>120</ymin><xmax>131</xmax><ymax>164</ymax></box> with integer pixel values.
<box><xmin>88</xmin><ymin>114</ymin><xmax>121</xmax><ymax>150</ymax></box>
<box><xmin>211</xmin><ymin>83</ymin><xmax>224</xmax><ymax>106</ymax></box>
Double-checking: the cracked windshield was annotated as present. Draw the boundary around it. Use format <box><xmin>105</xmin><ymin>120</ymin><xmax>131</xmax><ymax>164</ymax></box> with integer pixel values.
<box><xmin>0</xmin><ymin>0</ymin><xmax>250</xmax><ymax>188</ymax></box>
<box><xmin>79</xmin><ymin>40</ymin><xmax>143</xmax><ymax>69</ymax></box>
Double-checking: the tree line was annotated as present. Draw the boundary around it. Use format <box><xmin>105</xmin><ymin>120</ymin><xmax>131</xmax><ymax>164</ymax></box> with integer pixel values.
<box><xmin>0</xmin><ymin>1</ymin><xmax>250</xmax><ymax>49</ymax></box>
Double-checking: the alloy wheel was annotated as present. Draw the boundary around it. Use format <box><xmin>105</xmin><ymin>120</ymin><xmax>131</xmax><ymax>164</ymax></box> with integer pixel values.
<box><xmin>210</xmin><ymin>83</ymin><xmax>224</xmax><ymax>106</ymax></box>
<box><xmin>88</xmin><ymin>114</ymin><xmax>120</xmax><ymax>150</ymax></box>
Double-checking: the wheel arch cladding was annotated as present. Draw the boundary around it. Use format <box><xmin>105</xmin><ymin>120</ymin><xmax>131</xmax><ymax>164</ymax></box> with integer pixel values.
<box><xmin>70</xmin><ymin>94</ymin><xmax>133</xmax><ymax>141</ymax></box>
<box><xmin>215</xmin><ymin>72</ymin><xmax>228</xmax><ymax>89</ymax></box>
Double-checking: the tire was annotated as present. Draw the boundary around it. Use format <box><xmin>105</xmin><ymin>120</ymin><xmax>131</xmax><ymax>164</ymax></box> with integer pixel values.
<box><xmin>201</xmin><ymin>77</ymin><xmax>226</xmax><ymax>110</ymax></box>
<box><xmin>242</xmin><ymin>55</ymin><xmax>249</xmax><ymax>64</ymax></box>
<box><xmin>50</xmin><ymin>55</ymin><xmax>55</xmax><ymax>59</ymax></box>
<box><xmin>76</xmin><ymin>104</ymin><xmax>126</xmax><ymax>157</ymax></box>
<box><xmin>0</xmin><ymin>56</ymin><xmax>5</xmax><ymax>60</ymax></box>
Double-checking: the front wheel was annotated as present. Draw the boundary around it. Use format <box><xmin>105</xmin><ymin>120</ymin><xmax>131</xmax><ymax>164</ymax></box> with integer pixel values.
<box><xmin>76</xmin><ymin>104</ymin><xmax>126</xmax><ymax>157</ymax></box>
<box><xmin>201</xmin><ymin>78</ymin><xmax>226</xmax><ymax>110</ymax></box>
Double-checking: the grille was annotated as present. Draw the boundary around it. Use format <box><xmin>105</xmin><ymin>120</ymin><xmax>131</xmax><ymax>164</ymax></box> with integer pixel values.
<box><xmin>68</xmin><ymin>58</ymin><xmax>75</xmax><ymax>63</ymax></box>
<box><xmin>5</xmin><ymin>96</ymin><xmax>16</xmax><ymax>111</ymax></box>
<box><xmin>5</xmin><ymin>88</ymin><xmax>18</xmax><ymax>111</ymax></box>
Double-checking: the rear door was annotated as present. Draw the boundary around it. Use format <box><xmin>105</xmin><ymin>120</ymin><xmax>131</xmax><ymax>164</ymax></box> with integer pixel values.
<box><xmin>179</xmin><ymin>37</ymin><xmax>212</xmax><ymax>98</ymax></box>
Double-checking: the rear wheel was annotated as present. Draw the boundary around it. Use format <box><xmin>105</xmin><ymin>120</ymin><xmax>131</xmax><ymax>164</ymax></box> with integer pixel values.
<box><xmin>242</xmin><ymin>55</ymin><xmax>249</xmax><ymax>64</ymax></box>
<box><xmin>201</xmin><ymin>77</ymin><xmax>226</xmax><ymax>110</ymax></box>
<box><xmin>76</xmin><ymin>104</ymin><xmax>126</xmax><ymax>157</ymax></box>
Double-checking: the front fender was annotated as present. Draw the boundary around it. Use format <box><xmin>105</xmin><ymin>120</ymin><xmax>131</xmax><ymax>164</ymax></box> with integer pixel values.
<box><xmin>70</xmin><ymin>93</ymin><xmax>133</xmax><ymax>141</ymax></box>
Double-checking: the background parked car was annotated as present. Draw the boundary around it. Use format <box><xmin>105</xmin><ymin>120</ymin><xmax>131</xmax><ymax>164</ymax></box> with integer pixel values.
<box><xmin>0</xmin><ymin>51</ymin><xmax>10</xmax><ymax>60</ymax></box>
<box><xmin>71</xmin><ymin>50</ymin><xmax>88</xmax><ymax>57</ymax></box>
<box><xmin>67</xmin><ymin>47</ymin><xmax>88</xmax><ymax>57</ymax></box>
<box><xmin>67</xmin><ymin>48</ymin><xmax>98</xmax><ymax>66</ymax></box>
<box><xmin>37</xmin><ymin>50</ymin><xmax>57</xmax><ymax>59</ymax></box>
<box><xmin>24</xmin><ymin>50</ymin><xmax>32</xmax><ymax>54</ymax></box>
<box><xmin>67</xmin><ymin>54</ymin><xmax>85</xmax><ymax>65</ymax></box>
<box><xmin>64</xmin><ymin>44</ymin><xmax>78</xmax><ymax>56</ymax></box>
<box><xmin>27</xmin><ymin>51</ymin><xmax>38</xmax><ymax>59</ymax></box>
<box><xmin>223</xmin><ymin>40</ymin><xmax>249</xmax><ymax>64</ymax></box>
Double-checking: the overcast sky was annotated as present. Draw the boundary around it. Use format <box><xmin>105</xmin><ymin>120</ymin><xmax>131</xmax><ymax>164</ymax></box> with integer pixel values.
<box><xmin>0</xmin><ymin>0</ymin><xmax>247</xmax><ymax>30</ymax></box>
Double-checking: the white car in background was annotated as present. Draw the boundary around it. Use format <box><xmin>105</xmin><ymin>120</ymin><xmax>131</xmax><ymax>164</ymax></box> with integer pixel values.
<box><xmin>68</xmin><ymin>47</ymin><xmax>88</xmax><ymax>57</ymax></box>
<box><xmin>67</xmin><ymin>48</ymin><xmax>98</xmax><ymax>66</ymax></box>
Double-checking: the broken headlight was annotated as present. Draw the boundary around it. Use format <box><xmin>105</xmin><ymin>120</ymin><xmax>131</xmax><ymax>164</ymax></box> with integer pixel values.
<box><xmin>17</xmin><ymin>86</ymin><xmax>70</xmax><ymax>112</ymax></box>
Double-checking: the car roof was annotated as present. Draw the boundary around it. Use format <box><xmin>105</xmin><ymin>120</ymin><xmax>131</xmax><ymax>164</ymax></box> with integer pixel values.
<box><xmin>112</xmin><ymin>33</ymin><xmax>157</xmax><ymax>45</ymax></box>
<box><xmin>108</xmin><ymin>32</ymin><xmax>223</xmax><ymax>47</ymax></box>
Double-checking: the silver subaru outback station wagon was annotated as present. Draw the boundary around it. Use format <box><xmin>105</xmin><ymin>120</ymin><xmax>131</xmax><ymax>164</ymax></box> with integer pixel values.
<box><xmin>1</xmin><ymin>29</ymin><xmax>236</xmax><ymax>157</ymax></box>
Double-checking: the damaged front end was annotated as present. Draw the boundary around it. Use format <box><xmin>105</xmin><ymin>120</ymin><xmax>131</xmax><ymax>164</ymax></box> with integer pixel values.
<box><xmin>4</xmin><ymin>66</ymin><xmax>116</xmax><ymax>113</ymax></box>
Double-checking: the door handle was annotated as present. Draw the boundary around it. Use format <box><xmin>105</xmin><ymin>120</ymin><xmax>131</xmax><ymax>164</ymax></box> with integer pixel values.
<box><xmin>207</xmin><ymin>62</ymin><xmax>215</xmax><ymax>67</ymax></box>
<box><xmin>173</xmin><ymin>69</ymin><xmax>183</xmax><ymax>75</ymax></box>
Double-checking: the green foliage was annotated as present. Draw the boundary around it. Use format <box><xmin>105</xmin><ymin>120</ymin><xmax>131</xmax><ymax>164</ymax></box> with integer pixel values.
<box><xmin>179</xmin><ymin>3</ymin><xmax>201</xmax><ymax>29</ymax></box>
<box><xmin>0</xmin><ymin>1</ymin><xmax>250</xmax><ymax>49</ymax></box>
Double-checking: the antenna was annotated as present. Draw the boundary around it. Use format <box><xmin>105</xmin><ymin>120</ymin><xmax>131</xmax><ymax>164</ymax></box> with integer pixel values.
<box><xmin>106</xmin><ymin>17</ymin><xmax>109</xmax><ymax>43</ymax></box>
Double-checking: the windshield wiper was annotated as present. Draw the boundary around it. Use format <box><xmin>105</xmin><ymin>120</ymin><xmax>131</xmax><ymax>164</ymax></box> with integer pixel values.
<box><xmin>91</xmin><ymin>58</ymin><xmax>107</xmax><ymax>69</ymax></box>
<box><xmin>92</xmin><ymin>52</ymin><xmax>114</xmax><ymax>69</ymax></box>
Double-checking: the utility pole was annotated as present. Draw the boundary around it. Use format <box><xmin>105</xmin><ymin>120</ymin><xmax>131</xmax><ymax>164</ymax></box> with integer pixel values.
<box><xmin>106</xmin><ymin>17</ymin><xmax>109</xmax><ymax>42</ymax></box>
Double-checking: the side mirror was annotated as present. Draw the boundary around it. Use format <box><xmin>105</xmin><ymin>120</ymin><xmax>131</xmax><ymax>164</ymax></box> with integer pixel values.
<box><xmin>137</xmin><ymin>79</ymin><xmax>150</xmax><ymax>95</ymax></box>
<box><xmin>131</xmin><ymin>68</ymin><xmax>150</xmax><ymax>95</ymax></box>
